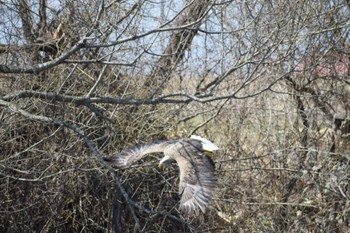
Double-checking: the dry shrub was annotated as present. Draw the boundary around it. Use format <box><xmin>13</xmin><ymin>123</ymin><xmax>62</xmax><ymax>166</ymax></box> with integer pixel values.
<box><xmin>174</xmin><ymin>85</ymin><xmax>350</xmax><ymax>232</ymax></box>
<box><xmin>1</xmin><ymin>0</ymin><xmax>349</xmax><ymax>232</ymax></box>
<box><xmin>0</xmin><ymin>65</ymin><xmax>181</xmax><ymax>232</ymax></box>
<box><xmin>1</xmin><ymin>69</ymin><xmax>350</xmax><ymax>232</ymax></box>
<box><xmin>1</xmin><ymin>65</ymin><xmax>350</xmax><ymax>232</ymax></box>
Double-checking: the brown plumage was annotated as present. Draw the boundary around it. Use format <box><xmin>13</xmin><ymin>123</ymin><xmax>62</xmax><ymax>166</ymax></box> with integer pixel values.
<box><xmin>104</xmin><ymin>135</ymin><xmax>219</xmax><ymax>216</ymax></box>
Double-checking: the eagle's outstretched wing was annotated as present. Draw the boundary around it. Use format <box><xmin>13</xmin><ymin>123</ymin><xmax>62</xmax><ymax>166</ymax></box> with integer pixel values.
<box><xmin>103</xmin><ymin>149</ymin><xmax>138</xmax><ymax>169</ymax></box>
<box><xmin>104</xmin><ymin>142</ymin><xmax>169</xmax><ymax>168</ymax></box>
<box><xmin>165</xmin><ymin>139</ymin><xmax>217</xmax><ymax>216</ymax></box>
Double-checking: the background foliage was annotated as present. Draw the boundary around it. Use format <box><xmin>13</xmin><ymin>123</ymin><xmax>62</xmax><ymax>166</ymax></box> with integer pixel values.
<box><xmin>1</xmin><ymin>0</ymin><xmax>349</xmax><ymax>232</ymax></box>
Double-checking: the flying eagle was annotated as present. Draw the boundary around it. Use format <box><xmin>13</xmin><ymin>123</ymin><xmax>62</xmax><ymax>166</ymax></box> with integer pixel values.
<box><xmin>104</xmin><ymin>135</ymin><xmax>219</xmax><ymax>216</ymax></box>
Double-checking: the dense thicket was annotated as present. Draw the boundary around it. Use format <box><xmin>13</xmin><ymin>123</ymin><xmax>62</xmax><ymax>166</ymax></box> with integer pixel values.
<box><xmin>1</xmin><ymin>0</ymin><xmax>349</xmax><ymax>232</ymax></box>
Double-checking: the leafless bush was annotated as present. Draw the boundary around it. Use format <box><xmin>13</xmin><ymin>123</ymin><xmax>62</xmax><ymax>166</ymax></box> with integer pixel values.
<box><xmin>1</xmin><ymin>0</ymin><xmax>350</xmax><ymax>232</ymax></box>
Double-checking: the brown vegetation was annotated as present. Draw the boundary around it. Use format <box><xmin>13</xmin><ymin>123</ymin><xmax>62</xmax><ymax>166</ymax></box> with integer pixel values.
<box><xmin>1</xmin><ymin>0</ymin><xmax>350</xmax><ymax>232</ymax></box>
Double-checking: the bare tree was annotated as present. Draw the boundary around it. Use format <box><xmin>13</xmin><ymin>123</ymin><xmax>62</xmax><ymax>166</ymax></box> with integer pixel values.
<box><xmin>1</xmin><ymin>0</ymin><xmax>350</xmax><ymax>232</ymax></box>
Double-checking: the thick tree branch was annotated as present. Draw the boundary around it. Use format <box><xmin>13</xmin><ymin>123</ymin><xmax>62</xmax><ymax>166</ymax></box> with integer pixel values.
<box><xmin>0</xmin><ymin>38</ymin><xmax>87</xmax><ymax>74</ymax></box>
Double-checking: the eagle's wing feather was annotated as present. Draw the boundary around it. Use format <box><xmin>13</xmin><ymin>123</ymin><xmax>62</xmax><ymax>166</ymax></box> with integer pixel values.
<box><xmin>166</xmin><ymin>139</ymin><xmax>217</xmax><ymax>216</ymax></box>
<box><xmin>103</xmin><ymin>150</ymin><xmax>138</xmax><ymax>168</ymax></box>
<box><xmin>105</xmin><ymin>142</ymin><xmax>169</xmax><ymax>169</ymax></box>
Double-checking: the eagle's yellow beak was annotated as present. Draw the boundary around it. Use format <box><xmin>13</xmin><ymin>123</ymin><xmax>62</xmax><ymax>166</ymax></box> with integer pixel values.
<box><xmin>159</xmin><ymin>155</ymin><xmax>172</xmax><ymax>169</ymax></box>
<box><xmin>204</xmin><ymin>151</ymin><xmax>214</xmax><ymax>157</ymax></box>
<box><xmin>158</xmin><ymin>161</ymin><xmax>165</xmax><ymax>169</ymax></box>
